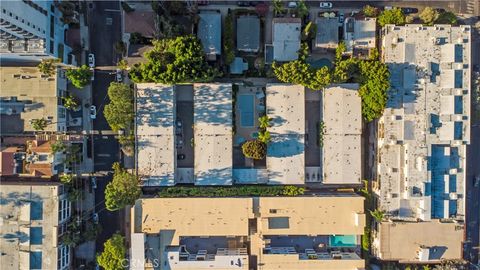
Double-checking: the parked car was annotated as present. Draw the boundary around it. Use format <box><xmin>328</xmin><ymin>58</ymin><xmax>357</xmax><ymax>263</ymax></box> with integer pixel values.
<box><xmin>177</xmin><ymin>154</ymin><xmax>186</xmax><ymax>160</ymax></box>
<box><xmin>176</xmin><ymin>118</ymin><xmax>182</xmax><ymax>128</ymax></box>
<box><xmin>338</xmin><ymin>13</ymin><xmax>345</xmax><ymax>23</ymax></box>
<box><xmin>92</xmin><ymin>213</ymin><xmax>99</xmax><ymax>224</ymax></box>
<box><xmin>474</xmin><ymin>176</ymin><xmax>480</xmax><ymax>188</ymax></box>
<box><xmin>90</xmin><ymin>105</ymin><xmax>97</xmax><ymax>119</ymax></box>
<box><xmin>115</xmin><ymin>69</ymin><xmax>122</xmax><ymax>82</ymax></box>
<box><xmin>288</xmin><ymin>1</ymin><xmax>297</xmax><ymax>8</ymax></box>
<box><xmin>237</xmin><ymin>1</ymin><xmax>250</xmax><ymax>7</ymax></box>
<box><xmin>319</xmin><ymin>2</ymin><xmax>332</xmax><ymax>8</ymax></box>
<box><xmin>88</xmin><ymin>53</ymin><xmax>95</xmax><ymax>68</ymax></box>
<box><xmin>176</xmin><ymin>138</ymin><xmax>183</xmax><ymax>149</ymax></box>
<box><xmin>401</xmin><ymin>7</ymin><xmax>418</xmax><ymax>14</ymax></box>
<box><xmin>91</xmin><ymin>177</ymin><xmax>97</xmax><ymax>189</ymax></box>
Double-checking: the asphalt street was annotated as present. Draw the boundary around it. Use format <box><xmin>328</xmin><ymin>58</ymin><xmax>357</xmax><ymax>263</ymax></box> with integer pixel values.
<box><xmin>87</xmin><ymin>0</ymin><xmax>123</xmax><ymax>254</ymax></box>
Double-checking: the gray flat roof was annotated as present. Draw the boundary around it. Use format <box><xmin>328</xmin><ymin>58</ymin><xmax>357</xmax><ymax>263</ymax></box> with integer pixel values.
<box><xmin>315</xmin><ymin>18</ymin><xmax>339</xmax><ymax>49</ymax></box>
<box><xmin>237</xmin><ymin>16</ymin><xmax>260</xmax><ymax>52</ymax></box>
<box><xmin>198</xmin><ymin>11</ymin><xmax>222</xmax><ymax>55</ymax></box>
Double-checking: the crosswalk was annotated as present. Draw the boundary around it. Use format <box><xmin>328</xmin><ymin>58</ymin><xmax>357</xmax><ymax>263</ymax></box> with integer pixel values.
<box><xmin>466</xmin><ymin>0</ymin><xmax>477</xmax><ymax>14</ymax></box>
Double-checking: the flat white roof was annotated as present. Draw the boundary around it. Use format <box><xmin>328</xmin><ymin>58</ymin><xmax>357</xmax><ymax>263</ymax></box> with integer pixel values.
<box><xmin>266</xmin><ymin>84</ymin><xmax>305</xmax><ymax>185</ymax></box>
<box><xmin>136</xmin><ymin>84</ymin><xmax>176</xmax><ymax>186</ymax></box>
<box><xmin>194</xmin><ymin>83</ymin><xmax>233</xmax><ymax>185</ymax></box>
<box><xmin>322</xmin><ymin>84</ymin><xmax>362</xmax><ymax>184</ymax></box>
<box><xmin>273</xmin><ymin>18</ymin><xmax>301</xmax><ymax>61</ymax></box>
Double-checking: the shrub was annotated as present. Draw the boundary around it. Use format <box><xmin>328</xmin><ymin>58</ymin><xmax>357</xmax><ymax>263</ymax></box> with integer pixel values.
<box><xmin>31</xmin><ymin>118</ymin><xmax>48</xmax><ymax>131</ymax></box>
<box><xmin>158</xmin><ymin>185</ymin><xmax>305</xmax><ymax>197</ymax></box>
<box><xmin>435</xmin><ymin>11</ymin><xmax>458</xmax><ymax>25</ymax></box>
<box><xmin>224</xmin><ymin>13</ymin><xmax>235</xmax><ymax>65</ymax></box>
<box><xmin>51</xmin><ymin>141</ymin><xmax>67</xmax><ymax>153</ymax></box>
<box><xmin>378</xmin><ymin>8</ymin><xmax>405</xmax><ymax>27</ymax></box>
<box><xmin>242</xmin><ymin>140</ymin><xmax>266</xmax><ymax>159</ymax></box>
<box><xmin>363</xmin><ymin>5</ymin><xmax>378</xmax><ymax>17</ymax></box>
<box><xmin>62</xmin><ymin>95</ymin><xmax>79</xmax><ymax>110</ymax></box>
<box><xmin>37</xmin><ymin>58</ymin><xmax>60</xmax><ymax>77</ymax></box>
<box><xmin>419</xmin><ymin>7</ymin><xmax>439</xmax><ymax>25</ymax></box>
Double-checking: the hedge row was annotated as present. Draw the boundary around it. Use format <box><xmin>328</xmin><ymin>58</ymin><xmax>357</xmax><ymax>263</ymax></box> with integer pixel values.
<box><xmin>158</xmin><ymin>185</ymin><xmax>305</xmax><ymax>197</ymax></box>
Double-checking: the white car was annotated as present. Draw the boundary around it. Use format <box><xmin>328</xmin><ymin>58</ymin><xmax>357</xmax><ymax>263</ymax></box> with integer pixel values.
<box><xmin>116</xmin><ymin>69</ymin><xmax>123</xmax><ymax>82</ymax></box>
<box><xmin>91</xmin><ymin>177</ymin><xmax>97</xmax><ymax>189</ymax></box>
<box><xmin>88</xmin><ymin>53</ymin><xmax>95</xmax><ymax>68</ymax></box>
<box><xmin>319</xmin><ymin>2</ymin><xmax>332</xmax><ymax>8</ymax></box>
<box><xmin>288</xmin><ymin>1</ymin><xmax>297</xmax><ymax>8</ymax></box>
<box><xmin>92</xmin><ymin>213</ymin><xmax>99</xmax><ymax>224</ymax></box>
<box><xmin>90</xmin><ymin>105</ymin><xmax>97</xmax><ymax>119</ymax></box>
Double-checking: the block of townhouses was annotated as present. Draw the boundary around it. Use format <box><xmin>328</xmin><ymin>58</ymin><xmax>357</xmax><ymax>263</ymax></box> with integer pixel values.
<box><xmin>373</xmin><ymin>24</ymin><xmax>471</xmax><ymax>263</ymax></box>
<box><xmin>0</xmin><ymin>181</ymin><xmax>72</xmax><ymax>270</ymax></box>
<box><xmin>130</xmin><ymin>195</ymin><xmax>366</xmax><ymax>270</ymax></box>
<box><xmin>135</xmin><ymin>83</ymin><xmax>363</xmax><ymax>187</ymax></box>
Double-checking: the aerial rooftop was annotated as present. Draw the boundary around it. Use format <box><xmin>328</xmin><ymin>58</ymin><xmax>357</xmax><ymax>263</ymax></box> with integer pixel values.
<box><xmin>131</xmin><ymin>195</ymin><xmax>366</xmax><ymax>270</ymax></box>
<box><xmin>374</xmin><ymin>24</ymin><xmax>471</xmax><ymax>263</ymax></box>
<box><xmin>266</xmin><ymin>84</ymin><xmax>305</xmax><ymax>185</ymax></box>
<box><xmin>0</xmin><ymin>66</ymin><xmax>67</xmax><ymax>134</ymax></box>
<box><xmin>194</xmin><ymin>83</ymin><xmax>233</xmax><ymax>185</ymax></box>
<box><xmin>0</xmin><ymin>182</ymin><xmax>71</xmax><ymax>270</ymax></box>
<box><xmin>272</xmin><ymin>18</ymin><xmax>301</xmax><ymax>61</ymax></box>
<box><xmin>135</xmin><ymin>84</ymin><xmax>176</xmax><ymax>186</ymax></box>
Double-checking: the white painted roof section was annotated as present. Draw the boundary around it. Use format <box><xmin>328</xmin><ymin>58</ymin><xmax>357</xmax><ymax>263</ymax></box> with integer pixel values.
<box><xmin>353</xmin><ymin>18</ymin><xmax>376</xmax><ymax>49</ymax></box>
<box><xmin>194</xmin><ymin>83</ymin><xmax>233</xmax><ymax>185</ymax></box>
<box><xmin>266</xmin><ymin>84</ymin><xmax>305</xmax><ymax>185</ymax></box>
<box><xmin>272</xmin><ymin>18</ymin><xmax>301</xmax><ymax>61</ymax></box>
<box><xmin>322</xmin><ymin>84</ymin><xmax>362</xmax><ymax>184</ymax></box>
<box><xmin>136</xmin><ymin>84</ymin><xmax>176</xmax><ymax>186</ymax></box>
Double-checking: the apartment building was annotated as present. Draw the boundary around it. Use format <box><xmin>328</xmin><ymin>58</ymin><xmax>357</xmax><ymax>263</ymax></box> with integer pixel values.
<box><xmin>0</xmin><ymin>66</ymin><xmax>68</xmax><ymax>134</ymax></box>
<box><xmin>0</xmin><ymin>182</ymin><xmax>72</xmax><ymax>270</ymax></box>
<box><xmin>0</xmin><ymin>0</ymin><xmax>72</xmax><ymax>63</ymax></box>
<box><xmin>373</xmin><ymin>24</ymin><xmax>471</xmax><ymax>263</ymax></box>
<box><xmin>136</xmin><ymin>83</ymin><xmax>363</xmax><ymax>187</ymax></box>
<box><xmin>130</xmin><ymin>195</ymin><xmax>366</xmax><ymax>270</ymax></box>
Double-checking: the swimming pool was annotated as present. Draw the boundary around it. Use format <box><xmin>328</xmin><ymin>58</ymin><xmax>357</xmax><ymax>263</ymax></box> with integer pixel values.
<box><xmin>238</xmin><ymin>94</ymin><xmax>254</xmax><ymax>127</ymax></box>
<box><xmin>329</xmin><ymin>235</ymin><xmax>357</xmax><ymax>247</ymax></box>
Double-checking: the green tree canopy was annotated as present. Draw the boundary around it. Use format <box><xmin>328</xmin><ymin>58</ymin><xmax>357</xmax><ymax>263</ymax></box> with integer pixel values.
<box><xmin>62</xmin><ymin>95</ymin><xmax>79</xmax><ymax>110</ymax></box>
<box><xmin>37</xmin><ymin>58</ymin><xmax>60</xmax><ymax>77</ymax></box>
<box><xmin>242</xmin><ymin>140</ymin><xmax>266</xmax><ymax>160</ymax></box>
<box><xmin>97</xmin><ymin>234</ymin><xmax>127</xmax><ymax>270</ymax></box>
<box><xmin>258</xmin><ymin>130</ymin><xmax>271</xmax><ymax>144</ymax></box>
<box><xmin>258</xmin><ymin>115</ymin><xmax>272</xmax><ymax>130</ymax></box>
<box><xmin>117</xmin><ymin>59</ymin><xmax>129</xmax><ymax>71</ymax></box>
<box><xmin>419</xmin><ymin>7</ymin><xmax>439</xmax><ymax>25</ymax></box>
<box><xmin>51</xmin><ymin>141</ymin><xmax>67</xmax><ymax>153</ymax></box>
<box><xmin>295</xmin><ymin>0</ymin><xmax>309</xmax><ymax>18</ymax></box>
<box><xmin>272</xmin><ymin>61</ymin><xmax>331</xmax><ymax>91</ymax></box>
<box><xmin>224</xmin><ymin>13</ymin><xmax>235</xmax><ymax>65</ymax></box>
<box><xmin>358</xmin><ymin>59</ymin><xmax>390</xmax><ymax>122</ymax></box>
<box><xmin>129</xmin><ymin>35</ymin><xmax>220</xmax><ymax>84</ymax></box>
<box><xmin>435</xmin><ymin>11</ymin><xmax>458</xmax><ymax>25</ymax></box>
<box><xmin>104</xmin><ymin>82</ymin><xmax>134</xmax><ymax>132</ymax></box>
<box><xmin>378</xmin><ymin>8</ymin><xmax>405</xmax><ymax>27</ymax></box>
<box><xmin>66</xmin><ymin>65</ymin><xmax>92</xmax><ymax>88</ymax></box>
<box><xmin>105</xmin><ymin>162</ymin><xmax>141</xmax><ymax>211</ymax></box>
<box><xmin>31</xmin><ymin>118</ymin><xmax>48</xmax><ymax>131</ymax></box>
<box><xmin>363</xmin><ymin>5</ymin><xmax>378</xmax><ymax>17</ymax></box>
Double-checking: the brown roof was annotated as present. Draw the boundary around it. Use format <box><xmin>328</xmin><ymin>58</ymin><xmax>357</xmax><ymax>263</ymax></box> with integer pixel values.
<box><xmin>28</xmin><ymin>140</ymin><xmax>52</xmax><ymax>153</ymax></box>
<box><xmin>25</xmin><ymin>163</ymin><xmax>52</xmax><ymax>177</ymax></box>
<box><xmin>124</xmin><ymin>11</ymin><xmax>156</xmax><ymax>37</ymax></box>
<box><xmin>0</xmin><ymin>147</ymin><xmax>18</xmax><ymax>176</ymax></box>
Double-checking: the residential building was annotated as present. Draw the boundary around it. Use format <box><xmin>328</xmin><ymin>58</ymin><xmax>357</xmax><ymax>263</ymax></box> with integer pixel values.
<box><xmin>236</xmin><ymin>16</ymin><xmax>260</xmax><ymax>52</ymax></box>
<box><xmin>344</xmin><ymin>17</ymin><xmax>376</xmax><ymax>55</ymax></box>
<box><xmin>0</xmin><ymin>181</ymin><xmax>72</xmax><ymax>270</ymax></box>
<box><xmin>123</xmin><ymin>10</ymin><xmax>157</xmax><ymax>38</ymax></box>
<box><xmin>136</xmin><ymin>84</ymin><xmax>177</xmax><ymax>186</ymax></box>
<box><xmin>0</xmin><ymin>66</ymin><xmax>68</xmax><ymax>134</ymax></box>
<box><xmin>194</xmin><ymin>83</ymin><xmax>233</xmax><ymax>185</ymax></box>
<box><xmin>315</xmin><ymin>17</ymin><xmax>339</xmax><ymax>50</ymax></box>
<box><xmin>0</xmin><ymin>0</ymin><xmax>73</xmax><ymax>63</ymax></box>
<box><xmin>321</xmin><ymin>84</ymin><xmax>362</xmax><ymax>185</ymax></box>
<box><xmin>271</xmin><ymin>18</ymin><xmax>301</xmax><ymax>61</ymax></box>
<box><xmin>373</xmin><ymin>24</ymin><xmax>471</xmax><ymax>263</ymax></box>
<box><xmin>130</xmin><ymin>195</ymin><xmax>366</xmax><ymax>270</ymax></box>
<box><xmin>136</xmin><ymin>83</ymin><xmax>363</xmax><ymax>186</ymax></box>
<box><xmin>197</xmin><ymin>11</ymin><xmax>222</xmax><ymax>60</ymax></box>
<box><xmin>1</xmin><ymin>134</ymin><xmax>83</xmax><ymax>178</ymax></box>
<box><xmin>266</xmin><ymin>84</ymin><xmax>305</xmax><ymax>185</ymax></box>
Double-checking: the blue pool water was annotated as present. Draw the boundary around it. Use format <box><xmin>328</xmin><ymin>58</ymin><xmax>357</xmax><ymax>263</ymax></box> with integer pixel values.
<box><xmin>329</xmin><ymin>235</ymin><xmax>357</xmax><ymax>247</ymax></box>
<box><xmin>239</xmin><ymin>95</ymin><xmax>254</xmax><ymax>127</ymax></box>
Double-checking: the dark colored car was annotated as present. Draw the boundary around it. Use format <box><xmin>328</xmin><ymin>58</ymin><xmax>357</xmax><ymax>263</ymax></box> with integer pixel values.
<box><xmin>401</xmin><ymin>7</ymin><xmax>419</xmax><ymax>14</ymax></box>
<box><xmin>177</xmin><ymin>154</ymin><xmax>186</xmax><ymax>160</ymax></box>
<box><xmin>435</xmin><ymin>8</ymin><xmax>446</xmax><ymax>13</ymax></box>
